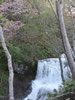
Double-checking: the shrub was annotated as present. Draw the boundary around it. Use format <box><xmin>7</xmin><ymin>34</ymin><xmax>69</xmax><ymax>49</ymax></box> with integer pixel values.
<box><xmin>59</xmin><ymin>79</ymin><xmax>75</xmax><ymax>94</ymax></box>
<box><xmin>47</xmin><ymin>79</ymin><xmax>75</xmax><ymax>100</ymax></box>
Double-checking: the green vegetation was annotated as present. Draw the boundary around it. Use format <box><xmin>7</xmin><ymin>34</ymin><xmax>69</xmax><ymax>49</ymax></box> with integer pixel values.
<box><xmin>0</xmin><ymin>0</ymin><xmax>73</xmax><ymax>98</ymax></box>
<box><xmin>47</xmin><ymin>79</ymin><xmax>75</xmax><ymax>100</ymax></box>
<box><xmin>0</xmin><ymin>2</ymin><xmax>63</xmax><ymax>95</ymax></box>
<box><xmin>0</xmin><ymin>70</ymin><xmax>8</xmax><ymax>95</ymax></box>
<box><xmin>0</xmin><ymin>45</ymin><xmax>8</xmax><ymax>96</ymax></box>
<box><xmin>59</xmin><ymin>79</ymin><xmax>75</xmax><ymax>94</ymax></box>
<box><xmin>7</xmin><ymin>43</ymin><xmax>24</xmax><ymax>63</ymax></box>
<box><xmin>0</xmin><ymin>44</ymin><xmax>8</xmax><ymax>70</ymax></box>
<box><xmin>0</xmin><ymin>15</ymin><xmax>4</xmax><ymax>19</ymax></box>
<box><xmin>7</xmin><ymin>9</ymin><xmax>60</xmax><ymax>66</ymax></box>
<box><xmin>0</xmin><ymin>0</ymin><xmax>63</xmax><ymax>68</ymax></box>
<box><xmin>0</xmin><ymin>0</ymin><xmax>3</xmax><ymax>4</ymax></box>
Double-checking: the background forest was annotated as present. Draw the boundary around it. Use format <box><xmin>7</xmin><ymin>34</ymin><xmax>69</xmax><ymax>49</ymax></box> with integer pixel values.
<box><xmin>0</xmin><ymin>0</ymin><xmax>75</xmax><ymax>100</ymax></box>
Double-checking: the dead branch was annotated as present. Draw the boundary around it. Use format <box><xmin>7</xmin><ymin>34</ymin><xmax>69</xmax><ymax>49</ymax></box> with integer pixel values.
<box><xmin>52</xmin><ymin>92</ymin><xmax>75</xmax><ymax>100</ymax></box>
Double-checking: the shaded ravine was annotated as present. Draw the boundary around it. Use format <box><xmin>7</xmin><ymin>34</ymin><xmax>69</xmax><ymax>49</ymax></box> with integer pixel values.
<box><xmin>24</xmin><ymin>54</ymin><xmax>71</xmax><ymax>100</ymax></box>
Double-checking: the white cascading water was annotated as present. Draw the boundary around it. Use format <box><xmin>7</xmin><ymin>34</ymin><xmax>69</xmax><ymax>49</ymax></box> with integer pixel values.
<box><xmin>24</xmin><ymin>54</ymin><xmax>71</xmax><ymax>100</ymax></box>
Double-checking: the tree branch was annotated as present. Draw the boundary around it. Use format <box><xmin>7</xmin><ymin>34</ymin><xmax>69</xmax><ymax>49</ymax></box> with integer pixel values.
<box><xmin>52</xmin><ymin>92</ymin><xmax>75</xmax><ymax>100</ymax></box>
<box><xmin>48</xmin><ymin>0</ymin><xmax>58</xmax><ymax>19</ymax></box>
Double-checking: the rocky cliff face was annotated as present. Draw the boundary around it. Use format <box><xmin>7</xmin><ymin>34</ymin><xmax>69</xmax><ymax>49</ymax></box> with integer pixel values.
<box><xmin>13</xmin><ymin>62</ymin><xmax>37</xmax><ymax>75</ymax></box>
<box><xmin>3</xmin><ymin>74</ymin><xmax>35</xmax><ymax>100</ymax></box>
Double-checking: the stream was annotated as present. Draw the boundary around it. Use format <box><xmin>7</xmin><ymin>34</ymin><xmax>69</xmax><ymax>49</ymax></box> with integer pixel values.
<box><xmin>24</xmin><ymin>54</ymin><xmax>71</xmax><ymax>100</ymax></box>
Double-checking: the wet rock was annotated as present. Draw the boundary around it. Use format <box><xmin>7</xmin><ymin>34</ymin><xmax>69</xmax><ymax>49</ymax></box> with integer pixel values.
<box><xmin>23</xmin><ymin>83</ymin><xmax>32</xmax><ymax>98</ymax></box>
<box><xmin>14</xmin><ymin>75</ymin><xmax>34</xmax><ymax>100</ymax></box>
<box><xmin>36</xmin><ymin>88</ymin><xmax>49</xmax><ymax>100</ymax></box>
<box><xmin>3</xmin><ymin>74</ymin><xmax>34</xmax><ymax>100</ymax></box>
<box><xmin>13</xmin><ymin>62</ymin><xmax>37</xmax><ymax>75</ymax></box>
<box><xmin>13</xmin><ymin>63</ymin><xmax>27</xmax><ymax>74</ymax></box>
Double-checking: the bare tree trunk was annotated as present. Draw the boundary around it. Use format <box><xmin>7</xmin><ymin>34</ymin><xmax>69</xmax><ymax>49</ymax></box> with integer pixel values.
<box><xmin>59</xmin><ymin>56</ymin><xmax>64</xmax><ymax>81</ymax></box>
<box><xmin>0</xmin><ymin>26</ymin><xmax>14</xmax><ymax>100</ymax></box>
<box><xmin>48</xmin><ymin>0</ymin><xmax>58</xmax><ymax>19</ymax></box>
<box><xmin>73</xmin><ymin>34</ymin><xmax>75</xmax><ymax>59</ymax></box>
<box><xmin>67</xmin><ymin>0</ymin><xmax>75</xmax><ymax>59</ymax></box>
<box><xmin>56</xmin><ymin>1</ymin><xmax>75</xmax><ymax>80</ymax></box>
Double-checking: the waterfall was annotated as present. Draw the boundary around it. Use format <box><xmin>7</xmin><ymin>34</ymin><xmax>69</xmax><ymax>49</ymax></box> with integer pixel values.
<box><xmin>24</xmin><ymin>54</ymin><xmax>71</xmax><ymax>100</ymax></box>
